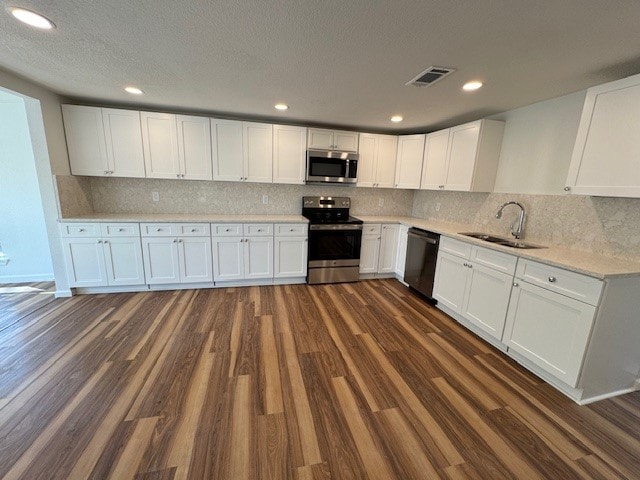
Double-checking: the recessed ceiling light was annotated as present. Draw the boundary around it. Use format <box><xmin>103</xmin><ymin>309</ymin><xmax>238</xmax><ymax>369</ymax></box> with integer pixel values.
<box><xmin>463</xmin><ymin>80</ymin><xmax>483</xmax><ymax>91</ymax></box>
<box><xmin>274</xmin><ymin>103</ymin><xmax>288</xmax><ymax>111</ymax></box>
<box><xmin>391</xmin><ymin>115</ymin><xmax>403</xmax><ymax>123</ymax></box>
<box><xmin>124</xmin><ymin>86</ymin><xmax>144</xmax><ymax>95</ymax></box>
<box><xmin>9</xmin><ymin>7</ymin><xmax>55</xmax><ymax>29</ymax></box>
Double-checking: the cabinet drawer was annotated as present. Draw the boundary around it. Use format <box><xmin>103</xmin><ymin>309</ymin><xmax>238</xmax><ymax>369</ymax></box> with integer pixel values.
<box><xmin>440</xmin><ymin>236</ymin><xmax>472</xmax><ymax>259</ymax></box>
<box><xmin>244</xmin><ymin>224</ymin><xmax>273</xmax><ymax>236</ymax></box>
<box><xmin>275</xmin><ymin>223</ymin><xmax>308</xmax><ymax>236</ymax></box>
<box><xmin>516</xmin><ymin>259</ymin><xmax>603</xmax><ymax>305</ymax></box>
<box><xmin>140</xmin><ymin>223</ymin><xmax>179</xmax><ymax>236</ymax></box>
<box><xmin>471</xmin><ymin>245</ymin><xmax>517</xmax><ymax>275</ymax></box>
<box><xmin>60</xmin><ymin>223</ymin><xmax>101</xmax><ymax>237</ymax></box>
<box><xmin>101</xmin><ymin>223</ymin><xmax>140</xmax><ymax>237</ymax></box>
<box><xmin>178</xmin><ymin>224</ymin><xmax>211</xmax><ymax>236</ymax></box>
<box><xmin>212</xmin><ymin>224</ymin><xmax>243</xmax><ymax>236</ymax></box>
<box><xmin>362</xmin><ymin>223</ymin><xmax>382</xmax><ymax>235</ymax></box>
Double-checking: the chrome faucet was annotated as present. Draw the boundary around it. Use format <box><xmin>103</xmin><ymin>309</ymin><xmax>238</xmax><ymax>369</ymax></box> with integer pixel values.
<box><xmin>496</xmin><ymin>201</ymin><xmax>526</xmax><ymax>239</ymax></box>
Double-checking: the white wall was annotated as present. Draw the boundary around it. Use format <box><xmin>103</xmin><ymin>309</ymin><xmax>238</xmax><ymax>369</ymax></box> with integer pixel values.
<box><xmin>0</xmin><ymin>68</ymin><xmax>71</xmax><ymax>294</ymax></box>
<box><xmin>490</xmin><ymin>90</ymin><xmax>587</xmax><ymax>194</ymax></box>
<box><xmin>0</xmin><ymin>93</ymin><xmax>54</xmax><ymax>281</ymax></box>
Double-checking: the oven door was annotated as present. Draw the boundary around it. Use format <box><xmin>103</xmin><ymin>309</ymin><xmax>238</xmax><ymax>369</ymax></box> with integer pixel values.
<box><xmin>306</xmin><ymin>150</ymin><xmax>358</xmax><ymax>184</ymax></box>
<box><xmin>308</xmin><ymin>225</ymin><xmax>363</xmax><ymax>267</ymax></box>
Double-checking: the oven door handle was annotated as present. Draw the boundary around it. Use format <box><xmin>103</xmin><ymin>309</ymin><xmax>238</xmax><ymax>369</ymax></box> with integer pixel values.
<box><xmin>309</xmin><ymin>224</ymin><xmax>363</xmax><ymax>231</ymax></box>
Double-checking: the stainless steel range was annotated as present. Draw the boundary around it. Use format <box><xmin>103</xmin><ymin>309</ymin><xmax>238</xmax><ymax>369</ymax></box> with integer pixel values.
<box><xmin>302</xmin><ymin>196</ymin><xmax>363</xmax><ymax>284</ymax></box>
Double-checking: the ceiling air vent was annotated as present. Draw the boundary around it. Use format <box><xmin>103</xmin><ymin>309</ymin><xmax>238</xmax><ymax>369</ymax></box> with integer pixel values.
<box><xmin>406</xmin><ymin>66</ymin><xmax>456</xmax><ymax>87</ymax></box>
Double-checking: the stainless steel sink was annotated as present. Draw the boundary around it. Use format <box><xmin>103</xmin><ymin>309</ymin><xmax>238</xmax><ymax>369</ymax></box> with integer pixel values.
<box><xmin>459</xmin><ymin>232</ymin><xmax>546</xmax><ymax>249</ymax></box>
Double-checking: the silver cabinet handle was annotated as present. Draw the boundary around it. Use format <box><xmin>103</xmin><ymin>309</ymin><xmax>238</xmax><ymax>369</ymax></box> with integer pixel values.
<box><xmin>467</xmin><ymin>263</ymin><xmax>473</xmax><ymax>268</ymax></box>
<box><xmin>463</xmin><ymin>262</ymin><xmax>468</xmax><ymax>267</ymax></box>
<box><xmin>177</xmin><ymin>174</ymin><xmax>180</xmax><ymax>178</ymax></box>
<box><xmin>513</xmin><ymin>282</ymin><xmax>519</xmax><ymax>287</ymax></box>
<box><xmin>289</xmin><ymin>228</ymin><xmax>294</xmax><ymax>232</ymax></box>
<box><xmin>79</xmin><ymin>228</ymin><xmax>85</xmax><ymax>232</ymax></box>
<box><xmin>98</xmin><ymin>240</ymin><xmax>103</xmax><ymax>244</ymax></box>
<box><xmin>258</xmin><ymin>229</ymin><xmax>263</xmax><ymax>232</ymax></box>
<box><xmin>173</xmin><ymin>239</ymin><xmax>177</xmax><ymax>243</ymax></box>
<box><xmin>564</xmin><ymin>186</ymin><xmax>571</xmax><ymax>192</ymax></box>
<box><xmin>179</xmin><ymin>239</ymin><xmax>183</xmax><ymax>243</ymax></box>
<box><xmin>118</xmin><ymin>228</ymin><xmax>125</xmax><ymax>232</ymax></box>
<box><xmin>548</xmin><ymin>276</ymin><xmax>556</xmax><ymax>283</ymax></box>
<box><xmin>225</xmin><ymin>228</ymin><xmax>231</xmax><ymax>232</ymax></box>
<box><xmin>191</xmin><ymin>228</ymin><xmax>197</xmax><ymax>232</ymax></box>
<box><xmin>156</xmin><ymin>228</ymin><xmax>162</xmax><ymax>232</ymax></box>
<box><xmin>104</xmin><ymin>240</ymin><xmax>109</xmax><ymax>244</ymax></box>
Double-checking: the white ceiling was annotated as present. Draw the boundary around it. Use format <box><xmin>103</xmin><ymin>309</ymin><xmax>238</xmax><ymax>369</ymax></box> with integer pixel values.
<box><xmin>2</xmin><ymin>1</ymin><xmax>640</xmax><ymax>132</ymax></box>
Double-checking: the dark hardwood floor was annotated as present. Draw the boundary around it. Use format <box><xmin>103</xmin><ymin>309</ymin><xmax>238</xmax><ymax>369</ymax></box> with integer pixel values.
<box><xmin>0</xmin><ymin>279</ymin><xmax>639</xmax><ymax>479</ymax></box>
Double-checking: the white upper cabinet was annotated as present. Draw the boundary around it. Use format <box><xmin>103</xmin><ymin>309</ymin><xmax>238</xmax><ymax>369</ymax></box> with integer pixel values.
<box><xmin>307</xmin><ymin>128</ymin><xmax>359</xmax><ymax>152</ymax></box>
<box><xmin>176</xmin><ymin>115</ymin><xmax>213</xmax><ymax>180</ymax></box>
<box><xmin>141</xmin><ymin>112</ymin><xmax>180</xmax><ymax>179</ymax></box>
<box><xmin>212</xmin><ymin>120</ymin><xmax>273</xmax><ymax>183</ymax></box>
<box><xmin>212</xmin><ymin>119</ymin><xmax>244</xmax><ymax>181</ymax></box>
<box><xmin>101</xmin><ymin>109</ymin><xmax>146</xmax><ymax>178</ymax></box>
<box><xmin>63</xmin><ymin>105</ymin><xmax>145</xmax><ymax>177</ymax></box>
<box><xmin>357</xmin><ymin>133</ymin><xmax>397</xmax><ymax>188</ymax></box>
<box><xmin>142</xmin><ymin>113</ymin><xmax>212</xmax><ymax>180</ymax></box>
<box><xmin>420</xmin><ymin>119</ymin><xmax>505</xmax><ymax>192</ymax></box>
<box><xmin>243</xmin><ymin>122</ymin><xmax>273</xmax><ymax>183</ymax></box>
<box><xmin>566</xmin><ymin>73</ymin><xmax>640</xmax><ymax>197</ymax></box>
<box><xmin>394</xmin><ymin>134</ymin><xmax>425</xmax><ymax>189</ymax></box>
<box><xmin>273</xmin><ymin>125</ymin><xmax>306</xmax><ymax>184</ymax></box>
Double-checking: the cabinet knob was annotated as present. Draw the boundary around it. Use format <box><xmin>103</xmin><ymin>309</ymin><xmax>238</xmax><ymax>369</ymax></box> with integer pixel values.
<box><xmin>79</xmin><ymin>228</ymin><xmax>85</xmax><ymax>232</ymax></box>
<box><xmin>179</xmin><ymin>239</ymin><xmax>183</xmax><ymax>243</ymax></box>
<box><xmin>104</xmin><ymin>170</ymin><xmax>109</xmax><ymax>175</ymax></box>
<box><xmin>191</xmin><ymin>228</ymin><xmax>197</xmax><ymax>232</ymax></box>
<box><xmin>225</xmin><ymin>228</ymin><xmax>231</xmax><ymax>232</ymax></box>
<box><xmin>467</xmin><ymin>263</ymin><xmax>473</xmax><ymax>268</ymax></box>
<box><xmin>564</xmin><ymin>186</ymin><xmax>571</xmax><ymax>192</ymax></box>
<box><xmin>548</xmin><ymin>276</ymin><xmax>556</xmax><ymax>283</ymax></box>
<box><xmin>177</xmin><ymin>174</ymin><xmax>181</xmax><ymax>178</ymax></box>
<box><xmin>98</xmin><ymin>240</ymin><xmax>102</xmax><ymax>244</ymax></box>
<box><xmin>173</xmin><ymin>239</ymin><xmax>177</xmax><ymax>243</ymax></box>
<box><xmin>156</xmin><ymin>228</ymin><xmax>162</xmax><ymax>232</ymax></box>
<box><xmin>463</xmin><ymin>262</ymin><xmax>468</xmax><ymax>267</ymax></box>
<box><xmin>513</xmin><ymin>282</ymin><xmax>519</xmax><ymax>287</ymax></box>
<box><xmin>258</xmin><ymin>229</ymin><xmax>263</xmax><ymax>232</ymax></box>
<box><xmin>289</xmin><ymin>228</ymin><xmax>294</xmax><ymax>232</ymax></box>
<box><xmin>104</xmin><ymin>240</ymin><xmax>109</xmax><ymax>244</ymax></box>
<box><xmin>118</xmin><ymin>228</ymin><xmax>124</xmax><ymax>232</ymax></box>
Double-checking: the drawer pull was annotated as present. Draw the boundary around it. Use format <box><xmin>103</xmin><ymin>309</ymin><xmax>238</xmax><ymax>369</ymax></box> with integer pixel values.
<box><xmin>513</xmin><ymin>282</ymin><xmax>519</xmax><ymax>287</ymax></box>
<box><xmin>463</xmin><ymin>262</ymin><xmax>468</xmax><ymax>267</ymax></box>
<box><xmin>290</xmin><ymin>228</ymin><xmax>294</xmax><ymax>232</ymax></box>
<box><xmin>156</xmin><ymin>228</ymin><xmax>162</xmax><ymax>232</ymax></box>
<box><xmin>191</xmin><ymin>228</ymin><xmax>197</xmax><ymax>232</ymax></box>
<box><xmin>225</xmin><ymin>228</ymin><xmax>231</xmax><ymax>232</ymax></box>
<box><xmin>79</xmin><ymin>228</ymin><xmax>85</xmax><ymax>232</ymax></box>
<box><xmin>548</xmin><ymin>276</ymin><xmax>557</xmax><ymax>283</ymax></box>
<box><xmin>258</xmin><ymin>229</ymin><xmax>263</xmax><ymax>232</ymax></box>
<box><xmin>118</xmin><ymin>228</ymin><xmax>125</xmax><ymax>232</ymax></box>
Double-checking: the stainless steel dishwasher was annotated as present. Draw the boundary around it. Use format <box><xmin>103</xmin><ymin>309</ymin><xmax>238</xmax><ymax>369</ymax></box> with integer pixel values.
<box><xmin>404</xmin><ymin>228</ymin><xmax>440</xmax><ymax>301</ymax></box>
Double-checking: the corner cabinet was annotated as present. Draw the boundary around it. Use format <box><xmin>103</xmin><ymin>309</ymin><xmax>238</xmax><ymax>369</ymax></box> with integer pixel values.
<box><xmin>420</xmin><ymin>119</ymin><xmax>505</xmax><ymax>192</ymax></box>
<box><xmin>357</xmin><ymin>133</ymin><xmax>398</xmax><ymax>188</ymax></box>
<box><xmin>565</xmin><ymin>73</ymin><xmax>640</xmax><ymax>197</ymax></box>
<box><xmin>394</xmin><ymin>134</ymin><xmax>425</xmax><ymax>189</ymax></box>
<box><xmin>62</xmin><ymin>105</ymin><xmax>146</xmax><ymax>178</ymax></box>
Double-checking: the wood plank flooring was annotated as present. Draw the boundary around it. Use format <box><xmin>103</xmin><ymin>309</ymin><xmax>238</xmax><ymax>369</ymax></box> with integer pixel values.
<box><xmin>0</xmin><ymin>279</ymin><xmax>639</xmax><ymax>479</ymax></box>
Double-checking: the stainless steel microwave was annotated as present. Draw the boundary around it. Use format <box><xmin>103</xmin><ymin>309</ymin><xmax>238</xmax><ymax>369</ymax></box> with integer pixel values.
<box><xmin>306</xmin><ymin>149</ymin><xmax>358</xmax><ymax>185</ymax></box>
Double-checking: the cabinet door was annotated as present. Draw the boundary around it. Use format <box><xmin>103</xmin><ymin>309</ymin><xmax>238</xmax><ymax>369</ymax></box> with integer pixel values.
<box><xmin>504</xmin><ymin>281</ymin><xmax>596</xmax><ymax>387</ymax></box>
<box><xmin>244</xmin><ymin>237</ymin><xmax>274</xmax><ymax>279</ymax></box>
<box><xmin>445</xmin><ymin>121</ymin><xmax>480</xmax><ymax>191</ymax></box>
<box><xmin>375</xmin><ymin>135</ymin><xmax>398</xmax><ymax>188</ymax></box>
<box><xmin>359</xmin><ymin>235</ymin><xmax>380</xmax><ymax>274</ymax></box>
<box><xmin>102</xmin><ymin>108</ymin><xmax>146</xmax><ymax>178</ymax></box>
<box><xmin>356</xmin><ymin>133</ymin><xmax>377</xmax><ymax>187</ymax></box>
<box><xmin>243</xmin><ymin>122</ymin><xmax>273</xmax><ymax>183</ymax></box>
<box><xmin>567</xmin><ymin>77</ymin><xmax>640</xmax><ymax>197</ymax></box>
<box><xmin>177</xmin><ymin>115</ymin><xmax>212</xmax><ymax>180</ymax></box>
<box><xmin>212</xmin><ymin>119</ymin><xmax>244</xmax><ymax>181</ymax></box>
<box><xmin>461</xmin><ymin>263</ymin><xmax>513</xmax><ymax>340</ymax></box>
<box><xmin>62</xmin><ymin>105</ymin><xmax>109</xmax><ymax>176</ymax></box>
<box><xmin>421</xmin><ymin>129</ymin><xmax>450</xmax><ymax>190</ymax></box>
<box><xmin>395</xmin><ymin>134</ymin><xmax>425</xmax><ymax>189</ymax></box>
<box><xmin>307</xmin><ymin>128</ymin><xmax>333</xmax><ymax>149</ymax></box>
<box><xmin>395</xmin><ymin>225</ymin><xmax>409</xmax><ymax>277</ymax></box>
<box><xmin>178</xmin><ymin>237</ymin><xmax>213</xmax><ymax>283</ymax></box>
<box><xmin>274</xmin><ymin>237</ymin><xmax>307</xmax><ymax>278</ymax></box>
<box><xmin>212</xmin><ymin>237</ymin><xmax>244</xmax><ymax>281</ymax></box>
<box><xmin>433</xmin><ymin>251</ymin><xmax>468</xmax><ymax>313</ymax></box>
<box><xmin>103</xmin><ymin>237</ymin><xmax>146</xmax><ymax>286</ymax></box>
<box><xmin>141</xmin><ymin>237</ymin><xmax>180</xmax><ymax>284</ymax></box>
<box><xmin>62</xmin><ymin>238</ymin><xmax>107</xmax><ymax>287</ymax></box>
<box><xmin>334</xmin><ymin>131</ymin><xmax>359</xmax><ymax>152</ymax></box>
<box><xmin>273</xmin><ymin>125</ymin><xmax>306</xmax><ymax>184</ymax></box>
<box><xmin>141</xmin><ymin>112</ymin><xmax>180</xmax><ymax>179</ymax></box>
<box><xmin>378</xmin><ymin>224</ymin><xmax>400</xmax><ymax>273</ymax></box>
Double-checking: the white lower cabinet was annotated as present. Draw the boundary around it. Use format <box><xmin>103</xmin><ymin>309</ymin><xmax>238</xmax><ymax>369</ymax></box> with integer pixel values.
<box><xmin>360</xmin><ymin>223</ymin><xmax>401</xmax><ymax>276</ymax></box>
<box><xmin>61</xmin><ymin>223</ymin><xmax>145</xmax><ymax>288</ymax></box>
<box><xmin>434</xmin><ymin>237</ymin><xmax>517</xmax><ymax>341</ymax></box>
<box><xmin>378</xmin><ymin>224</ymin><xmax>400</xmax><ymax>273</ymax></box>
<box><xmin>359</xmin><ymin>234</ymin><xmax>381</xmax><ymax>274</ymax></box>
<box><xmin>212</xmin><ymin>223</ymin><xmax>274</xmax><ymax>282</ymax></box>
<box><xmin>141</xmin><ymin>223</ymin><xmax>213</xmax><ymax>285</ymax></box>
<box><xmin>395</xmin><ymin>224</ymin><xmax>409</xmax><ymax>279</ymax></box>
<box><xmin>274</xmin><ymin>224</ymin><xmax>308</xmax><ymax>278</ymax></box>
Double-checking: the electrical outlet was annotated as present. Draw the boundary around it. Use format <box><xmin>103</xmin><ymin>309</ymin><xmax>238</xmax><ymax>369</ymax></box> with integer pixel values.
<box><xmin>435</xmin><ymin>202</ymin><xmax>441</xmax><ymax>212</ymax></box>
<box><xmin>152</xmin><ymin>191</ymin><xmax>159</xmax><ymax>202</ymax></box>
<box><xmin>262</xmin><ymin>194</ymin><xmax>269</xmax><ymax>205</ymax></box>
<box><xmin>378</xmin><ymin>198</ymin><xmax>384</xmax><ymax>207</ymax></box>
<box><xmin>0</xmin><ymin>253</ymin><xmax>9</xmax><ymax>266</ymax></box>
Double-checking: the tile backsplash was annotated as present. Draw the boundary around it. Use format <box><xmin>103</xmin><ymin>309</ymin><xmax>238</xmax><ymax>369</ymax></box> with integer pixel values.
<box><xmin>412</xmin><ymin>190</ymin><xmax>640</xmax><ymax>260</ymax></box>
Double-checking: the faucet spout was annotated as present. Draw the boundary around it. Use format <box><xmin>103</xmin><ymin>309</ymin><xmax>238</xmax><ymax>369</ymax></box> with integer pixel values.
<box><xmin>496</xmin><ymin>201</ymin><xmax>526</xmax><ymax>239</ymax></box>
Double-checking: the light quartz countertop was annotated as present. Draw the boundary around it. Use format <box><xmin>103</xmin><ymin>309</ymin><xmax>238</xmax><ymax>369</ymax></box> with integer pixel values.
<box><xmin>59</xmin><ymin>214</ymin><xmax>309</xmax><ymax>224</ymax></box>
<box><xmin>357</xmin><ymin>215</ymin><xmax>640</xmax><ymax>279</ymax></box>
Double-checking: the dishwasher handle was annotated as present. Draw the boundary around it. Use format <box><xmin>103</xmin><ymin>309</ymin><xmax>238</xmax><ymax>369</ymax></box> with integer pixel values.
<box><xmin>408</xmin><ymin>231</ymin><xmax>439</xmax><ymax>245</ymax></box>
